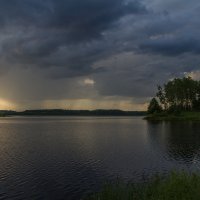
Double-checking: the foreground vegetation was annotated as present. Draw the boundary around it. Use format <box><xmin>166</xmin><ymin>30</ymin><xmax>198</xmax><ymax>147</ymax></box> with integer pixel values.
<box><xmin>86</xmin><ymin>171</ymin><xmax>200</xmax><ymax>200</ymax></box>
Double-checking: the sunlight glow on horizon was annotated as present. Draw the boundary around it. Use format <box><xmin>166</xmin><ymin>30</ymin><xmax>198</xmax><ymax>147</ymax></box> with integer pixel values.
<box><xmin>37</xmin><ymin>99</ymin><xmax>148</xmax><ymax>111</ymax></box>
<box><xmin>0</xmin><ymin>98</ymin><xmax>148</xmax><ymax>111</ymax></box>
<box><xmin>0</xmin><ymin>98</ymin><xmax>16</xmax><ymax>110</ymax></box>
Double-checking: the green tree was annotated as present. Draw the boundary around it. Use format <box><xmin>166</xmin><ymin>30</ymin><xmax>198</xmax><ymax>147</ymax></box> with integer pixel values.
<box><xmin>155</xmin><ymin>77</ymin><xmax>199</xmax><ymax>112</ymax></box>
<box><xmin>156</xmin><ymin>85</ymin><xmax>167</xmax><ymax>110</ymax></box>
<box><xmin>148</xmin><ymin>98</ymin><xmax>162</xmax><ymax>114</ymax></box>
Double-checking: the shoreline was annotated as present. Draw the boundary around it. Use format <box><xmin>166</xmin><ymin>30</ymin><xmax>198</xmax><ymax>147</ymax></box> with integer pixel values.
<box><xmin>144</xmin><ymin>111</ymin><xmax>200</xmax><ymax>121</ymax></box>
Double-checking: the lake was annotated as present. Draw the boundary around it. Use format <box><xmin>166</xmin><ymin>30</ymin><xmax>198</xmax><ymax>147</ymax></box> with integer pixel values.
<box><xmin>0</xmin><ymin>116</ymin><xmax>200</xmax><ymax>199</ymax></box>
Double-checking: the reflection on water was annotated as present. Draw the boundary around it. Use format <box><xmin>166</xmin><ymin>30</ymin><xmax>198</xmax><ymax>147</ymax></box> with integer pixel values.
<box><xmin>0</xmin><ymin>117</ymin><xmax>200</xmax><ymax>199</ymax></box>
<box><xmin>147</xmin><ymin>121</ymin><xmax>200</xmax><ymax>164</ymax></box>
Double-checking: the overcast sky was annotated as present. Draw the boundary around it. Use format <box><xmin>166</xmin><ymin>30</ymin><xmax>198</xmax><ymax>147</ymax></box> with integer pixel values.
<box><xmin>0</xmin><ymin>0</ymin><xmax>200</xmax><ymax>110</ymax></box>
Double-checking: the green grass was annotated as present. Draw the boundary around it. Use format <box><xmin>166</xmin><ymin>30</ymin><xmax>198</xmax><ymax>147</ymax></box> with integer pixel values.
<box><xmin>85</xmin><ymin>171</ymin><xmax>200</xmax><ymax>200</ymax></box>
<box><xmin>144</xmin><ymin>111</ymin><xmax>200</xmax><ymax>121</ymax></box>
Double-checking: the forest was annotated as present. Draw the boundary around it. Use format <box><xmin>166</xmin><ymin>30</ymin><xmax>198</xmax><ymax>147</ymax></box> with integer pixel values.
<box><xmin>148</xmin><ymin>77</ymin><xmax>200</xmax><ymax>114</ymax></box>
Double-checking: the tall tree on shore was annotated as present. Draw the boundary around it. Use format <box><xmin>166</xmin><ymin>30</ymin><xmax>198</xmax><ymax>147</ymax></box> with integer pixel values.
<box><xmin>148</xmin><ymin>98</ymin><xmax>162</xmax><ymax>114</ymax></box>
<box><xmin>156</xmin><ymin>85</ymin><xmax>167</xmax><ymax>110</ymax></box>
<box><xmin>154</xmin><ymin>77</ymin><xmax>200</xmax><ymax>112</ymax></box>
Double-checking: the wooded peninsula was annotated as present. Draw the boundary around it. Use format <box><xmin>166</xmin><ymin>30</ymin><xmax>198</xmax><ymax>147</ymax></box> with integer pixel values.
<box><xmin>146</xmin><ymin>76</ymin><xmax>200</xmax><ymax>120</ymax></box>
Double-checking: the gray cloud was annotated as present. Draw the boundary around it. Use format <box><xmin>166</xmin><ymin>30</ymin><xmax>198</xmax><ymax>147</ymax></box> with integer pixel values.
<box><xmin>0</xmin><ymin>0</ymin><xmax>147</xmax><ymax>78</ymax></box>
<box><xmin>0</xmin><ymin>0</ymin><xmax>200</xmax><ymax>109</ymax></box>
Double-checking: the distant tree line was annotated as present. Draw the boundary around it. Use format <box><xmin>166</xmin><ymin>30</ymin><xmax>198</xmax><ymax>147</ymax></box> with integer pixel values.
<box><xmin>148</xmin><ymin>77</ymin><xmax>200</xmax><ymax>114</ymax></box>
<box><xmin>0</xmin><ymin>109</ymin><xmax>146</xmax><ymax>117</ymax></box>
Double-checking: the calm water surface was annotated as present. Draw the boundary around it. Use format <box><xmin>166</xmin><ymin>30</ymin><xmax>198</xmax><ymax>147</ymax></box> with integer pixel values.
<box><xmin>0</xmin><ymin>117</ymin><xmax>200</xmax><ymax>199</ymax></box>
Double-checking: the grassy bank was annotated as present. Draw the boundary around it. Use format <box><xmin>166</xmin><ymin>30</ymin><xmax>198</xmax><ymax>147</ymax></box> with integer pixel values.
<box><xmin>144</xmin><ymin>111</ymin><xmax>200</xmax><ymax>121</ymax></box>
<box><xmin>86</xmin><ymin>171</ymin><xmax>200</xmax><ymax>200</ymax></box>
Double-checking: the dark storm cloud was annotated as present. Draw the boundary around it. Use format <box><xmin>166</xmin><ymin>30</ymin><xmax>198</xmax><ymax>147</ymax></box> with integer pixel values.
<box><xmin>0</xmin><ymin>0</ymin><xmax>146</xmax><ymax>40</ymax></box>
<box><xmin>0</xmin><ymin>0</ymin><xmax>147</xmax><ymax>77</ymax></box>
<box><xmin>136</xmin><ymin>1</ymin><xmax>200</xmax><ymax>56</ymax></box>
<box><xmin>0</xmin><ymin>0</ymin><xmax>200</xmax><ymax>107</ymax></box>
<box><xmin>139</xmin><ymin>27</ymin><xmax>200</xmax><ymax>56</ymax></box>
<box><xmin>139</xmin><ymin>38</ymin><xmax>199</xmax><ymax>56</ymax></box>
